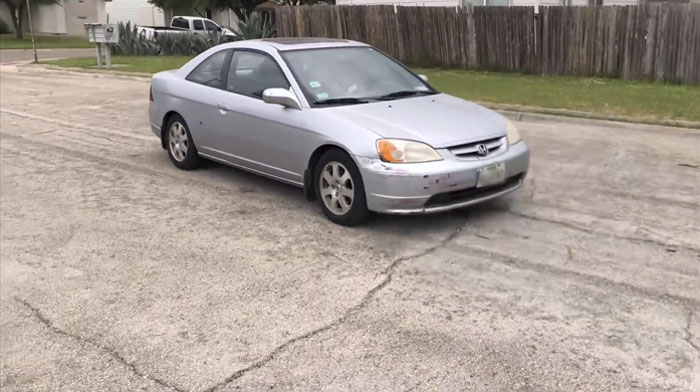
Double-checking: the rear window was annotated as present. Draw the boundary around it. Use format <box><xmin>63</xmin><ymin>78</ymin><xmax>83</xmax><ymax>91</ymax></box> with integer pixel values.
<box><xmin>193</xmin><ymin>20</ymin><xmax>204</xmax><ymax>31</ymax></box>
<box><xmin>171</xmin><ymin>18</ymin><xmax>188</xmax><ymax>29</ymax></box>
<box><xmin>186</xmin><ymin>50</ymin><xmax>230</xmax><ymax>89</ymax></box>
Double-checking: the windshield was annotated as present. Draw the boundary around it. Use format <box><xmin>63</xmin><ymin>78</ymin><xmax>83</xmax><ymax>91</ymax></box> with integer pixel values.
<box><xmin>281</xmin><ymin>47</ymin><xmax>437</xmax><ymax>106</ymax></box>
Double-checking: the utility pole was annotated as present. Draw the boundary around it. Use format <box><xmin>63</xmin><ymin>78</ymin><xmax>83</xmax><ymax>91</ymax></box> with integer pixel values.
<box><xmin>25</xmin><ymin>0</ymin><xmax>38</xmax><ymax>63</ymax></box>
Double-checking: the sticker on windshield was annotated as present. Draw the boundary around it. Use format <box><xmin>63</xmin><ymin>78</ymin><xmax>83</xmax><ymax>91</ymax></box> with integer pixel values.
<box><xmin>316</xmin><ymin>92</ymin><xmax>329</xmax><ymax>100</ymax></box>
<box><xmin>309</xmin><ymin>81</ymin><xmax>322</xmax><ymax>88</ymax></box>
<box><xmin>415</xmin><ymin>85</ymin><xmax>430</xmax><ymax>91</ymax></box>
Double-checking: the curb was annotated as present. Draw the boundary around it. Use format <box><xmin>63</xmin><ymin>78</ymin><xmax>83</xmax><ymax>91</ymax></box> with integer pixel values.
<box><xmin>44</xmin><ymin>64</ymin><xmax>153</xmax><ymax>79</ymax></box>
<box><xmin>482</xmin><ymin>102</ymin><xmax>700</xmax><ymax>131</ymax></box>
<box><xmin>20</xmin><ymin>63</ymin><xmax>153</xmax><ymax>79</ymax></box>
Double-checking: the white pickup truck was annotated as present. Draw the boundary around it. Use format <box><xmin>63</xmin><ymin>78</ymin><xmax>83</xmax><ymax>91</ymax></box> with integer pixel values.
<box><xmin>137</xmin><ymin>16</ymin><xmax>237</xmax><ymax>41</ymax></box>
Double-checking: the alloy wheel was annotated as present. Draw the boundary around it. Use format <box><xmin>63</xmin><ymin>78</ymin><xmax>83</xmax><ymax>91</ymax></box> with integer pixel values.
<box><xmin>319</xmin><ymin>161</ymin><xmax>354</xmax><ymax>215</ymax></box>
<box><xmin>169</xmin><ymin>122</ymin><xmax>188</xmax><ymax>162</ymax></box>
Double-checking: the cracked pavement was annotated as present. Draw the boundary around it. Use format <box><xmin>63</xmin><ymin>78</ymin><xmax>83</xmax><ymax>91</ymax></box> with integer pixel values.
<box><xmin>1</xmin><ymin>66</ymin><xmax>699</xmax><ymax>391</ymax></box>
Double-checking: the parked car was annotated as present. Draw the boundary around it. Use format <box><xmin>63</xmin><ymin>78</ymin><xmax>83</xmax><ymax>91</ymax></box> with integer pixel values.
<box><xmin>148</xmin><ymin>38</ymin><xmax>529</xmax><ymax>225</ymax></box>
<box><xmin>137</xmin><ymin>16</ymin><xmax>236</xmax><ymax>41</ymax></box>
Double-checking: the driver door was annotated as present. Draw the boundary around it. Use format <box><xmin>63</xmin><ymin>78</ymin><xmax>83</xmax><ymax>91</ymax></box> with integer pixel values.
<box><xmin>211</xmin><ymin>50</ymin><xmax>310</xmax><ymax>185</ymax></box>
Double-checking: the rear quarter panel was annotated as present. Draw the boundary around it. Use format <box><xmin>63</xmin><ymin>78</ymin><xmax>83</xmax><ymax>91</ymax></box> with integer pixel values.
<box><xmin>150</xmin><ymin>70</ymin><xmax>217</xmax><ymax>149</ymax></box>
<box><xmin>148</xmin><ymin>70</ymin><xmax>180</xmax><ymax>135</ymax></box>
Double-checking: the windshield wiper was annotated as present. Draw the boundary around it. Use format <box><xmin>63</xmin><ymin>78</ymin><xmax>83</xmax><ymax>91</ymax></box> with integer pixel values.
<box><xmin>375</xmin><ymin>90</ymin><xmax>435</xmax><ymax>100</ymax></box>
<box><xmin>314</xmin><ymin>97</ymin><xmax>370</xmax><ymax>105</ymax></box>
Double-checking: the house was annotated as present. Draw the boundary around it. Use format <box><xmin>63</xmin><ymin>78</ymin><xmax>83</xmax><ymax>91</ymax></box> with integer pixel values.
<box><xmin>0</xmin><ymin>0</ymin><xmax>106</xmax><ymax>36</ymax></box>
<box><xmin>0</xmin><ymin>0</ymin><xmax>165</xmax><ymax>36</ymax></box>
<box><xmin>0</xmin><ymin>0</ymin><xmax>258</xmax><ymax>37</ymax></box>
<box><xmin>105</xmin><ymin>0</ymin><xmax>165</xmax><ymax>26</ymax></box>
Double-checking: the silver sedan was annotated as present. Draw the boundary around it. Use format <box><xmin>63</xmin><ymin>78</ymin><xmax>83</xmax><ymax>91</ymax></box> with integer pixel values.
<box><xmin>148</xmin><ymin>38</ymin><xmax>530</xmax><ymax>225</ymax></box>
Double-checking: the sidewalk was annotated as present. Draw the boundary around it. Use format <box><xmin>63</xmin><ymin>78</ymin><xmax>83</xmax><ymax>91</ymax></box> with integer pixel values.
<box><xmin>0</xmin><ymin>48</ymin><xmax>95</xmax><ymax>64</ymax></box>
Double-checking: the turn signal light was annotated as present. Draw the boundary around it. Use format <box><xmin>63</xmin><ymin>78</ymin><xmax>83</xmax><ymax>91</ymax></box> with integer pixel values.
<box><xmin>378</xmin><ymin>140</ymin><xmax>403</xmax><ymax>163</ymax></box>
<box><xmin>376</xmin><ymin>139</ymin><xmax>443</xmax><ymax>163</ymax></box>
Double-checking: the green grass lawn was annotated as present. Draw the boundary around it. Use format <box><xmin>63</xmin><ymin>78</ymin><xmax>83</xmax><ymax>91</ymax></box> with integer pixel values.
<box><xmin>0</xmin><ymin>33</ymin><xmax>93</xmax><ymax>49</ymax></box>
<box><xmin>418</xmin><ymin>69</ymin><xmax>700</xmax><ymax>123</ymax></box>
<box><xmin>44</xmin><ymin>55</ymin><xmax>700</xmax><ymax>123</ymax></box>
<box><xmin>44</xmin><ymin>56</ymin><xmax>192</xmax><ymax>74</ymax></box>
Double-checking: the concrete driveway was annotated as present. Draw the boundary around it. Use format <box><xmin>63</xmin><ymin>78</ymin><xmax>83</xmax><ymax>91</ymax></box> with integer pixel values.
<box><xmin>1</xmin><ymin>66</ymin><xmax>698</xmax><ymax>392</ymax></box>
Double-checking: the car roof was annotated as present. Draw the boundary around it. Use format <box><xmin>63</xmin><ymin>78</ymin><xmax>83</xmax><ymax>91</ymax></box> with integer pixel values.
<box><xmin>218</xmin><ymin>38</ymin><xmax>370</xmax><ymax>52</ymax></box>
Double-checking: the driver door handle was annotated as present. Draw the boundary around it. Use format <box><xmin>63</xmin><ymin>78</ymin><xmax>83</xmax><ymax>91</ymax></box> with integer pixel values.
<box><xmin>217</xmin><ymin>104</ymin><xmax>229</xmax><ymax>114</ymax></box>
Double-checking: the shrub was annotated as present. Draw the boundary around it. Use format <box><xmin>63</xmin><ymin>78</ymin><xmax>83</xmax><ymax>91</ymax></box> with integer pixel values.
<box><xmin>113</xmin><ymin>22</ymin><xmax>222</xmax><ymax>56</ymax></box>
<box><xmin>235</xmin><ymin>12</ymin><xmax>276</xmax><ymax>40</ymax></box>
<box><xmin>155</xmin><ymin>30</ymin><xmax>223</xmax><ymax>56</ymax></box>
<box><xmin>113</xmin><ymin>22</ymin><xmax>159</xmax><ymax>56</ymax></box>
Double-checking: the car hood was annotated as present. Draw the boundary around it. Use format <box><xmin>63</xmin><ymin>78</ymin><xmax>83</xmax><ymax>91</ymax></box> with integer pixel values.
<box><xmin>329</xmin><ymin>94</ymin><xmax>507</xmax><ymax>148</ymax></box>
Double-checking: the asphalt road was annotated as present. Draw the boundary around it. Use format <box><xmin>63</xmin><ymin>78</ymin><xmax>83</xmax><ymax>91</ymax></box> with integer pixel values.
<box><xmin>1</xmin><ymin>65</ymin><xmax>699</xmax><ymax>392</ymax></box>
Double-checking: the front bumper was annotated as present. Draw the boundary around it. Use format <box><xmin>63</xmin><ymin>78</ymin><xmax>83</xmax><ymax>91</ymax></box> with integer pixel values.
<box><xmin>357</xmin><ymin>141</ymin><xmax>530</xmax><ymax>214</ymax></box>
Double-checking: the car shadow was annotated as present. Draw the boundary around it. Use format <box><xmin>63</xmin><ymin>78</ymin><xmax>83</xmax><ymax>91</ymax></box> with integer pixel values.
<box><xmin>180</xmin><ymin>156</ymin><xmax>511</xmax><ymax>235</ymax></box>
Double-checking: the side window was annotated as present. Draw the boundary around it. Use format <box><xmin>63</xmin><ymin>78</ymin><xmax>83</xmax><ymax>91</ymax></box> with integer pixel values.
<box><xmin>193</xmin><ymin>20</ymin><xmax>204</xmax><ymax>31</ymax></box>
<box><xmin>171</xmin><ymin>18</ymin><xmax>188</xmax><ymax>29</ymax></box>
<box><xmin>226</xmin><ymin>51</ymin><xmax>290</xmax><ymax>98</ymax></box>
<box><xmin>186</xmin><ymin>50</ymin><xmax>230</xmax><ymax>89</ymax></box>
<box><xmin>204</xmin><ymin>20</ymin><xmax>219</xmax><ymax>31</ymax></box>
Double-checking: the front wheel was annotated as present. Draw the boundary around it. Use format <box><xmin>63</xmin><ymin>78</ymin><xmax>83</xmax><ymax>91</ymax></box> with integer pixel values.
<box><xmin>314</xmin><ymin>149</ymin><xmax>369</xmax><ymax>226</ymax></box>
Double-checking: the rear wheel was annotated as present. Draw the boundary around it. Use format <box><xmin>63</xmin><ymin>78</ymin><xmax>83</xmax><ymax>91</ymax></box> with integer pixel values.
<box><xmin>165</xmin><ymin>114</ymin><xmax>199</xmax><ymax>170</ymax></box>
<box><xmin>314</xmin><ymin>149</ymin><xmax>369</xmax><ymax>226</ymax></box>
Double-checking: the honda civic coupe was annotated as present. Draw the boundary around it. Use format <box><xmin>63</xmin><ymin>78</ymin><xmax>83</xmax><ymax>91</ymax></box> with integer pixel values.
<box><xmin>148</xmin><ymin>38</ymin><xmax>530</xmax><ymax>226</ymax></box>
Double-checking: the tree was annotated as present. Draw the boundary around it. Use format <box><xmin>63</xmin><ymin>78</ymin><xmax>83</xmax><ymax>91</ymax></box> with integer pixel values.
<box><xmin>0</xmin><ymin>0</ymin><xmax>59</xmax><ymax>39</ymax></box>
<box><xmin>148</xmin><ymin>0</ymin><xmax>267</xmax><ymax>21</ymax></box>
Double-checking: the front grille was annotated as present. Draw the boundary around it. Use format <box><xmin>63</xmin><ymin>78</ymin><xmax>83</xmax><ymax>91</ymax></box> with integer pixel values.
<box><xmin>425</xmin><ymin>173</ymin><xmax>524</xmax><ymax>207</ymax></box>
<box><xmin>448</xmin><ymin>136</ymin><xmax>506</xmax><ymax>159</ymax></box>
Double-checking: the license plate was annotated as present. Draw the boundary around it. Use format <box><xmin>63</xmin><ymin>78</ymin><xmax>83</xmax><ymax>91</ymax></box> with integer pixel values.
<box><xmin>477</xmin><ymin>163</ymin><xmax>506</xmax><ymax>188</ymax></box>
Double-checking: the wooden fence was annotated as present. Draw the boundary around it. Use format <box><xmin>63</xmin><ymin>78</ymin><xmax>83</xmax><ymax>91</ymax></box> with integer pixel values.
<box><xmin>275</xmin><ymin>4</ymin><xmax>700</xmax><ymax>84</ymax></box>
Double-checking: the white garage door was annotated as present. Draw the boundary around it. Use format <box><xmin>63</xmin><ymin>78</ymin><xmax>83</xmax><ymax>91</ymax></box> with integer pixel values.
<box><xmin>32</xmin><ymin>3</ymin><xmax>67</xmax><ymax>34</ymax></box>
<box><xmin>105</xmin><ymin>0</ymin><xmax>165</xmax><ymax>26</ymax></box>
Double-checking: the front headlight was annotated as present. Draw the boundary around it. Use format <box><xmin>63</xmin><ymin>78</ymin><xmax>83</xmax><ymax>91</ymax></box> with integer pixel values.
<box><xmin>376</xmin><ymin>139</ymin><xmax>443</xmax><ymax>163</ymax></box>
<box><xmin>506</xmin><ymin>121</ymin><xmax>522</xmax><ymax>145</ymax></box>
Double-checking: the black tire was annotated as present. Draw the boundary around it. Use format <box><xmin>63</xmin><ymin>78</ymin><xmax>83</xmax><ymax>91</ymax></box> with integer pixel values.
<box><xmin>165</xmin><ymin>114</ymin><xmax>199</xmax><ymax>170</ymax></box>
<box><xmin>314</xmin><ymin>149</ymin><xmax>370</xmax><ymax>226</ymax></box>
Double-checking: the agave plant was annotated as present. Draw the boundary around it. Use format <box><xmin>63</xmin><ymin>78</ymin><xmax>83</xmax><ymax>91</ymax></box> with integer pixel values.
<box><xmin>195</xmin><ymin>30</ymin><xmax>226</xmax><ymax>53</ymax></box>
<box><xmin>113</xmin><ymin>22</ymin><xmax>159</xmax><ymax>56</ymax></box>
<box><xmin>235</xmin><ymin>12</ymin><xmax>276</xmax><ymax>40</ymax></box>
<box><xmin>113</xmin><ymin>22</ymin><xmax>221</xmax><ymax>57</ymax></box>
<box><xmin>156</xmin><ymin>32</ymin><xmax>223</xmax><ymax>56</ymax></box>
<box><xmin>154</xmin><ymin>33</ymin><xmax>195</xmax><ymax>56</ymax></box>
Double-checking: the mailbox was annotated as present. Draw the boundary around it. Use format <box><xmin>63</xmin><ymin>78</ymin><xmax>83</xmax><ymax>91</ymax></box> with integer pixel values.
<box><xmin>84</xmin><ymin>23</ymin><xmax>119</xmax><ymax>44</ymax></box>
<box><xmin>84</xmin><ymin>23</ymin><xmax>119</xmax><ymax>69</ymax></box>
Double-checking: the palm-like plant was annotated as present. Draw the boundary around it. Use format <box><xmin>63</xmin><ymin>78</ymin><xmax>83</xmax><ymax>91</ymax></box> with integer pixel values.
<box><xmin>113</xmin><ymin>22</ymin><xmax>222</xmax><ymax>56</ymax></box>
<box><xmin>235</xmin><ymin>12</ymin><xmax>276</xmax><ymax>40</ymax></box>
<box><xmin>113</xmin><ymin>22</ymin><xmax>160</xmax><ymax>56</ymax></box>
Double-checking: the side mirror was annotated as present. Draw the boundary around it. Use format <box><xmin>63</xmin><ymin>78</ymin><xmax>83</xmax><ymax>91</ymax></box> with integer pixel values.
<box><xmin>419</xmin><ymin>74</ymin><xmax>429</xmax><ymax>82</ymax></box>
<box><xmin>262</xmin><ymin>88</ymin><xmax>301</xmax><ymax>110</ymax></box>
